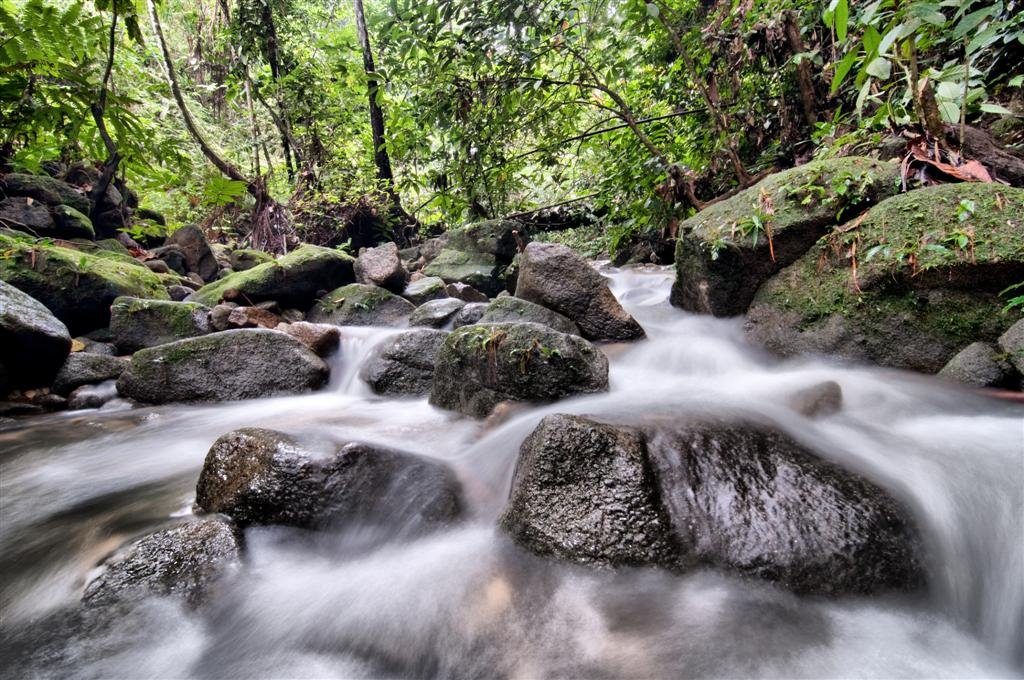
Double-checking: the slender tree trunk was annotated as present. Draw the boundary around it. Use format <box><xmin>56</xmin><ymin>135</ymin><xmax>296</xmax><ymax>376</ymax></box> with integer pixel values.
<box><xmin>783</xmin><ymin>10</ymin><xmax>817</xmax><ymax>128</ymax></box>
<box><xmin>259</xmin><ymin>0</ymin><xmax>295</xmax><ymax>182</ymax></box>
<box><xmin>89</xmin><ymin>10</ymin><xmax>122</xmax><ymax>219</ymax></box>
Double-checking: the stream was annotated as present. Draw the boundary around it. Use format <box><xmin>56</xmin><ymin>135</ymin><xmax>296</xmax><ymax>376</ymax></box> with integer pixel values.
<box><xmin>1</xmin><ymin>265</ymin><xmax>1022</xmax><ymax>679</ymax></box>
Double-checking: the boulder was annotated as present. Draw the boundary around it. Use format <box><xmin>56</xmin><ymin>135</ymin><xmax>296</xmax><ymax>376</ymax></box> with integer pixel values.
<box><xmin>195</xmin><ymin>428</ymin><xmax>463</xmax><ymax>531</ymax></box>
<box><xmin>785</xmin><ymin>380</ymin><xmax>843</xmax><ymax>417</ymax></box>
<box><xmin>647</xmin><ymin>419</ymin><xmax>924</xmax><ymax>594</ymax></box>
<box><xmin>209</xmin><ymin>302</ymin><xmax>237</xmax><ymax>331</ymax></box>
<box><xmin>92</xmin><ymin>208</ymin><xmax>129</xmax><ymax>238</ymax></box>
<box><xmin>116</xmin><ymin>329</ymin><xmax>329</xmax><ymax>404</ymax></box>
<box><xmin>52</xmin><ymin>353</ymin><xmax>127</xmax><ymax>395</ymax></box>
<box><xmin>402</xmin><ymin>276</ymin><xmax>448</xmax><ymax>305</ymax></box>
<box><xmin>143</xmin><ymin>259</ymin><xmax>170</xmax><ymax>274</ymax></box>
<box><xmin>82</xmin><ymin>517</ymin><xmax>242</xmax><ymax>609</ymax></box>
<box><xmin>452</xmin><ymin>302</ymin><xmax>487</xmax><ymax>328</ymax></box>
<box><xmin>109</xmin><ymin>297</ymin><xmax>211</xmax><ymax>353</ymax></box>
<box><xmin>429</xmin><ymin>322</ymin><xmax>609</xmax><ymax>417</ymax></box>
<box><xmin>0</xmin><ymin>197</ymin><xmax>57</xmax><ymax>236</ymax></box>
<box><xmin>938</xmin><ymin>342</ymin><xmax>1018</xmax><ymax>388</ymax></box>
<box><xmin>67</xmin><ymin>381</ymin><xmax>119</xmax><ymax>410</ymax></box>
<box><xmin>0</xmin><ymin>280</ymin><xmax>72</xmax><ymax>388</ymax></box>
<box><xmin>445</xmin><ymin>219</ymin><xmax>526</xmax><ymax>260</ymax></box>
<box><xmin>189</xmin><ymin>245</ymin><xmax>355</xmax><ymax>309</ymax></box>
<box><xmin>354</xmin><ymin>241</ymin><xmax>409</xmax><ymax>293</ymax></box>
<box><xmin>500</xmin><ymin>414</ymin><xmax>678</xmax><ymax>567</ymax></box>
<box><xmin>226</xmin><ymin>305</ymin><xmax>281</xmax><ymax>329</ymax></box>
<box><xmin>998</xmin><ymin>319</ymin><xmax>1024</xmax><ymax>375</ymax></box>
<box><xmin>151</xmin><ymin>244</ymin><xmax>188</xmax><ymax>275</ymax></box>
<box><xmin>0</xmin><ymin>231</ymin><xmax>169</xmax><ymax>334</ymax></box>
<box><xmin>1</xmin><ymin>172</ymin><xmax>91</xmax><ymax>214</ymax></box>
<box><xmin>671</xmin><ymin>157</ymin><xmax>901</xmax><ymax>316</ymax></box>
<box><xmin>422</xmin><ymin>249</ymin><xmax>505</xmax><ymax>297</ymax></box>
<box><xmin>445</xmin><ymin>282</ymin><xmax>488</xmax><ymax>303</ymax></box>
<box><xmin>229</xmin><ymin>248</ymin><xmax>273</xmax><ymax>271</ymax></box>
<box><xmin>745</xmin><ymin>184</ymin><xmax>1024</xmax><ymax>372</ymax></box>
<box><xmin>409</xmin><ymin>298</ymin><xmax>465</xmax><ymax>328</ymax></box>
<box><xmin>307</xmin><ymin>283</ymin><xmax>415</xmax><ymax>327</ymax></box>
<box><xmin>275</xmin><ymin>322</ymin><xmax>340</xmax><ymax>357</ymax></box>
<box><xmin>51</xmin><ymin>205</ymin><xmax>95</xmax><ymax>240</ymax></box>
<box><xmin>360</xmin><ymin>329</ymin><xmax>448</xmax><ymax>396</ymax></box>
<box><xmin>478</xmin><ymin>296</ymin><xmax>579</xmax><ymax>335</ymax></box>
<box><xmin>166</xmin><ymin>225</ymin><xmax>218</xmax><ymax>282</ymax></box>
<box><xmin>515</xmin><ymin>242</ymin><xmax>644</xmax><ymax>341</ymax></box>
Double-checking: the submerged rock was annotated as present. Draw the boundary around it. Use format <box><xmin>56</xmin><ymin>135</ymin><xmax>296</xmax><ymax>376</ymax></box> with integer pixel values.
<box><xmin>195</xmin><ymin>428</ymin><xmax>463</xmax><ymax>531</ymax></box>
<box><xmin>0</xmin><ymin>280</ymin><xmax>71</xmax><ymax>388</ymax></box>
<box><xmin>82</xmin><ymin>516</ymin><xmax>242</xmax><ymax>608</ymax></box>
<box><xmin>307</xmin><ymin>283</ymin><xmax>415</xmax><ymax>326</ymax></box>
<box><xmin>785</xmin><ymin>380</ymin><xmax>843</xmax><ymax>417</ymax></box>
<box><xmin>109</xmin><ymin>297</ymin><xmax>211</xmax><ymax>353</ymax></box>
<box><xmin>515</xmin><ymin>242</ymin><xmax>644</xmax><ymax>341</ymax></box>
<box><xmin>429</xmin><ymin>322</ymin><xmax>609</xmax><ymax>417</ymax></box>
<box><xmin>52</xmin><ymin>353</ymin><xmax>127</xmax><ymax>395</ymax></box>
<box><xmin>478</xmin><ymin>295</ymin><xmax>579</xmax><ymax>335</ymax></box>
<box><xmin>938</xmin><ymin>341</ymin><xmax>1018</xmax><ymax>389</ymax></box>
<box><xmin>360</xmin><ymin>328</ymin><xmax>448</xmax><ymax>396</ymax></box>
<box><xmin>354</xmin><ymin>241</ymin><xmax>409</xmax><ymax>293</ymax></box>
<box><xmin>409</xmin><ymin>298</ymin><xmax>465</xmax><ymax>328</ymax></box>
<box><xmin>116</xmin><ymin>329</ymin><xmax>329</xmax><ymax>403</ymax></box>
<box><xmin>67</xmin><ymin>380</ymin><xmax>119</xmax><ymax>410</ymax></box>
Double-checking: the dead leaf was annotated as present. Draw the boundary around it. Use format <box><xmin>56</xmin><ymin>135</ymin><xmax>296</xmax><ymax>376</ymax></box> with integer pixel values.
<box><xmin>71</xmin><ymin>339</ymin><xmax>86</xmax><ymax>352</ymax></box>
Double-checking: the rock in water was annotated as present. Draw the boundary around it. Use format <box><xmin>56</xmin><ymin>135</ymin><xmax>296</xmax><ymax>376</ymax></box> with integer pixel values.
<box><xmin>195</xmin><ymin>428</ymin><xmax>463</xmax><ymax>531</ymax></box>
<box><xmin>478</xmin><ymin>295</ymin><xmax>579</xmax><ymax>335</ymax></box>
<box><xmin>52</xmin><ymin>353</ymin><xmax>127</xmax><ymax>395</ymax></box>
<box><xmin>360</xmin><ymin>329</ymin><xmax>448</xmax><ymax>396</ymax></box>
<box><xmin>429</xmin><ymin>322</ymin><xmax>609</xmax><ymax>417</ymax></box>
<box><xmin>307</xmin><ymin>283</ymin><xmax>415</xmax><ymax>326</ymax></box>
<box><xmin>452</xmin><ymin>302</ymin><xmax>487</xmax><ymax>328</ymax></box>
<box><xmin>402</xmin><ymin>276</ymin><xmax>448</xmax><ymax>305</ymax></box>
<box><xmin>166</xmin><ymin>225</ymin><xmax>218</xmax><ymax>282</ymax></box>
<box><xmin>409</xmin><ymin>298</ymin><xmax>465</xmax><ymax>328</ymax></box>
<box><xmin>116</xmin><ymin>329</ymin><xmax>328</xmax><ymax>403</ymax></box>
<box><xmin>938</xmin><ymin>342</ymin><xmax>1018</xmax><ymax>388</ymax></box>
<box><xmin>109</xmin><ymin>297</ymin><xmax>211</xmax><ymax>353</ymax></box>
<box><xmin>82</xmin><ymin>516</ymin><xmax>242</xmax><ymax>608</ymax></box>
<box><xmin>354</xmin><ymin>242</ymin><xmax>409</xmax><ymax>293</ymax></box>
<box><xmin>998</xmin><ymin>319</ymin><xmax>1024</xmax><ymax>375</ymax></box>
<box><xmin>0</xmin><ymin>280</ymin><xmax>71</xmax><ymax>388</ymax></box>
<box><xmin>515</xmin><ymin>242</ymin><xmax>644</xmax><ymax>341</ymax></box>
<box><xmin>500</xmin><ymin>414</ymin><xmax>678</xmax><ymax>567</ymax></box>
<box><xmin>275</xmin><ymin>322</ymin><xmax>340</xmax><ymax>357</ymax></box>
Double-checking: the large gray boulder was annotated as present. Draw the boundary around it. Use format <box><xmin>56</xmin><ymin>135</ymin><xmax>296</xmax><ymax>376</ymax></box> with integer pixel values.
<box><xmin>354</xmin><ymin>242</ymin><xmax>408</xmax><ymax>293</ymax></box>
<box><xmin>515</xmin><ymin>242</ymin><xmax>644</xmax><ymax>342</ymax></box>
<box><xmin>998</xmin><ymin>319</ymin><xmax>1024</xmax><ymax>375</ymax></box>
<box><xmin>937</xmin><ymin>341</ymin><xmax>1018</xmax><ymax>388</ymax></box>
<box><xmin>429</xmin><ymin>322</ymin><xmax>609</xmax><ymax>417</ymax></box>
<box><xmin>166</xmin><ymin>225</ymin><xmax>218</xmax><ymax>282</ymax></box>
<box><xmin>1</xmin><ymin>172</ymin><xmax>91</xmax><ymax>214</ymax></box>
<box><xmin>109</xmin><ymin>297</ymin><xmax>211</xmax><ymax>353</ymax></box>
<box><xmin>0</xmin><ymin>280</ymin><xmax>72</xmax><ymax>388</ymax></box>
<box><xmin>52</xmin><ymin>353</ymin><xmax>127</xmax><ymax>395</ymax></box>
<box><xmin>452</xmin><ymin>302</ymin><xmax>487</xmax><ymax>328</ymax></box>
<box><xmin>82</xmin><ymin>517</ymin><xmax>242</xmax><ymax>609</ymax></box>
<box><xmin>0</xmin><ymin>197</ymin><xmax>92</xmax><ymax>239</ymax></box>
<box><xmin>478</xmin><ymin>295</ymin><xmax>579</xmax><ymax>335</ymax></box>
<box><xmin>195</xmin><ymin>428</ymin><xmax>463</xmax><ymax>532</ymax></box>
<box><xmin>500</xmin><ymin>414</ymin><xmax>678</xmax><ymax>567</ymax></box>
<box><xmin>422</xmin><ymin>249</ymin><xmax>504</xmax><ymax>297</ymax></box>
<box><xmin>307</xmin><ymin>283</ymin><xmax>415</xmax><ymax>326</ymax></box>
<box><xmin>360</xmin><ymin>328</ymin><xmax>448</xmax><ymax>396</ymax></box>
<box><xmin>116</xmin><ymin>329</ymin><xmax>329</xmax><ymax>403</ymax></box>
<box><xmin>402</xmin><ymin>276</ymin><xmax>447</xmax><ymax>305</ymax></box>
<box><xmin>409</xmin><ymin>298</ymin><xmax>465</xmax><ymax>328</ymax></box>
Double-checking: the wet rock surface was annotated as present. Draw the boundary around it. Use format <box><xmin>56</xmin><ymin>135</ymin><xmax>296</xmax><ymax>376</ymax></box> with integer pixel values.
<box><xmin>478</xmin><ymin>295</ymin><xmax>579</xmax><ymax>335</ymax></box>
<box><xmin>409</xmin><ymin>298</ymin><xmax>465</xmax><ymax>328</ymax></box>
<box><xmin>938</xmin><ymin>342</ymin><xmax>1018</xmax><ymax>389</ymax></box>
<box><xmin>275</xmin><ymin>321</ymin><xmax>340</xmax><ymax>357</ymax></box>
<box><xmin>52</xmin><ymin>353</ymin><xmax>127</xmax><ymax>395</ymax></box>
<box><xmin>307</xmin><ymin>283</ymin><xmax>415</xmax><ymax>327</ymax></box>
<box><xmin>0</xmin><ymin>280</ymin><xmax>72</xmax><ymax>388</ymax></box>
<box><xmin>354</xmin><ymin>242</ymin><xmax>409</xmax><ymax>293</ymax></box>
<box><xmin>109</xmin><ymin>297</ymin><xmax>211</xmax><ymax>353</ymax></box>
<box><xmin>360</xmin><ymin>329</ymin><xmax>448</xmax><ymax>396</ymax></box>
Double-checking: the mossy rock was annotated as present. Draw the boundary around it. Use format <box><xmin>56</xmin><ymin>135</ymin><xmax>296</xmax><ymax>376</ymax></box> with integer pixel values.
<box><xmin>1</xmin><ymin>173</ymin><xmax>91</xmax><ymax>214</ymax></box>
<box><xmin>307</xmin><ymin>283</ymin><xmax>415</xmax><ymax>326</ymax></box>
<box><xmin>110</xmin><ymin>296</ymin><xmax>212</xmax><ymax>353</ymax></box>
<box><xmin>0</xmin><ymin>231</ymin><xmax>169</xmax><ymax>334</ymax></box>
<box><xmin>189</xmin><ymin>245</ymin><xmax>355</xmax><ymax>309</ymax></box>
<box><xmin>229</xmin><ymin>248</ymin><xmax>274</xmax><ymax>271</ymax></box>
<box><xmin>445</xmin><ymin>219</ymin><xmax>526</xmax><ymax>259</ymax></box>
<box><xmin>422</xmin><ymin>248</ymin><xmax>502</xmax><ymax>296</ymax></box>
<box><xmin>745</xmin><ymin>183</ymin><xmax>1024</xmax><ymax>372</ymax></box>
<box><xmin>671</xmin><ymin>157</ymin><xmax>901</xmax><ymax>316</ymax></box>
<box><xmin>51</xmin><ymin>205</ymin><xmax>95</xmax><ymax>240</ymax></box>
<box><xmin>478</xmin><ymin>295</ymin><xmax>579</xmax><ymax>335</ymax></box>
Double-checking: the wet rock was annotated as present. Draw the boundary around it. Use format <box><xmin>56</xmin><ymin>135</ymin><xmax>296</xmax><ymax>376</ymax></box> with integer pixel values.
<box><xmin>82</xmin><ymin>516</ymin><xmax>242</xmax><ymax>609</ymax></box>
<box><xmin>429</xmin><ymin>322</ymin><xmax>609</xmax><ymax>417</ymax></box>
<box><xmin>1</xmin><ymin>172</ymin><xmax>91</xmax><ymax>214</ymax></box>
<box><xmin>166</xmin><ymin>225</ymin><xmax>218</xmax><ymax>282</ymax></box>
<box><xmin>647</xmin><ymin>419</ymin><xmax>924</xmax><ymax>594</ymax></box>
<box><xmin>109</xmin><ymin>297</ymin><xmax>211</xmax><ymax>353</ymax></box>
<box><xmin>515</xmin><ymin>242</ymin><xmax>644</xmax><ymax>342</ymax></box>
<box><xmin>0</xmin><ymin>280</ymin><xmax>72</xmax><ymax>388</ymax></box>
<box><xmin>52</xmin><ymin>205</ymin><xmax>95</xmax><ymax>240</ymax></box>
<box><xmin>452</xmin><ymin>302</ymin><xmax>487</xmax><ymax>328</ymax></box>
<box><xmin>0</xmin><ymin>231</ymin><xmax>169</xmax><ymax>334</ymax></box>
<box><xmin>151</xmin><ymin>244</ymin><xmax>188</xmax><ymax>275</ymax></box>
<box><xmin>229</xmin><ymin>248</ymin><xmax>273</xmax><ymax>271</ymax></box>
<box><xmin>143</xmin><ymin>259</ymin><xmax>170</xmax><ymax>274</ymax></box>
<box><xmin>33</xmin><ymin>392</ymin><xmax>67</xmax><ymax>411</ymax></box>
<box><xmin>671</xmin><ymin>157</ymin><xmax>900</xmax><ymax>316</ymax></box>
<box><xmin>276</xmin><ymin>322</ymin><xmax>340</xmax><ymax>357</ymax></box>
<box><xmin>0</xmin><ymin>401</ymin><xmax>42</xmax><ymax>416</ymax></box>
<box><xmin>209</xmin><ymin>302</ymin><xmax>238</xmax><ymax>331</ymax></box>
<box><xmin>75</xmin><ymin>337</ymin><xmax>117</xmax><ymax>356</ymax></box>
<box><xmin>422</xmin><ymin>249</ymin><xmax>504</xmax><ymax>297</ymax></box>
<box><xmin>445</xmin><ymin>282</ymin><xmax>488</xmax><ymax>303</ymax></box>
<box><xmin>938</xmin><ymin>342</ymin><xmax>1018</xmax><ymax>388</ymax></box>
<box><xmin>68</xmin><ymin>380</ymin><xmax>119</xmax><ymax>410</ymax></box>
<box><xmin>52</xmin><ymin>353</ymin><xmax>127</xmax><ymax>395</ymax></box>
<box><xmin>189</xmin><ymin>245</ymin><xmax>355</xmax><ymax>309</ymax></box>
<box><xmin>166</xmin><ymin>284</ymin><xmax>193</xmax><ymax>301</ymax></box>
<box><xmin>478</xmin><ymin>296</ymin><xmax>579</xmax><ymax>335</ymax></box>
<box><xmin>0</xmin><ymin>197</ymin><xmax>58</xmax><ymax>237</ymax></box>
<box><xmin>998</xmin><ymin>319</ymin><xmax>1024</xmax><ymax>375</ymax></box>
<box><xmin>116</xmin><ymin>329</ymin><xmax>329</xmax><ymax>404</ymax></box>
<box><xmin>409</xmin><ymin>298</ymin><xmax>465</xmax><ymax>328</ymax></box>
<box><xmin>786</xmin><ymin>380</ymin><xmax>843</xmax><ymax>417</ymax></box>
<box><xmin>360</xmin><ymin>329</ymin><xmax>448</xmax><ymax>396</ymax></box>
<box><xmin>307</xmin><ymin>283</ymin><xmax>415</xmax><ymax>327</ymax></box>
<box><xmin>226</xmin><ymin>306</ymin><xmax>281</xmax><ymax>329</ymax></box>
<box><xmin>402</xmin><ymin>276</ymin><xmax>448</xmax><ymax>305</ymax></box>
<box><xmin>354</xmin><ymin>241</ymin><xmax>409</xmax><ymax>293</ymax></box>
<box><xmin>195</xmin><ymin>428</ymin><xmax>463</xmax><ymax>531</ymax></box>
<box><xmin>446</xmin><ymin>219</ymin><xmax>526</xmax><ymax>260</ymax></box>
<box><xmin>500</xmin><ymin>414</ymin><xmax>678</xmax><ymax>567</ymax></box>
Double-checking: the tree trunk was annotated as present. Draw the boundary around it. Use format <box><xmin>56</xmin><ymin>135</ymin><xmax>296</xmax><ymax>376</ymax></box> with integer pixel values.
<box><xmin>783</xmin><ymin>10</ymin><xmax>817</xmax><ymax>129</ymax></box>
<box><xmin>89</xmin><ymin>10</ymin><xmax>122</xmax><ymax>220</ymax></box>
<box><xmin>258</xmin><ymin>0</ymin><xmax>295</xmax><ymax>182</ymax></box>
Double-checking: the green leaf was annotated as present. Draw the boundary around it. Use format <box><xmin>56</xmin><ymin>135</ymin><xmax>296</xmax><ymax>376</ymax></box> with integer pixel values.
<box><xmin>980</xmin><ymin>103</ymin><xmax>1016</xmax><ymax>116</ymax></box>
<box><xmin>834</xmin><ymin>0</ymin><xmax>848</xmax><ymax>42</ymax></box>
<box><xmin>830</xmin><ymin>49</ymin><xmax>859</xmax><ymax>94</ymax></box>
<box><xmin>866</xmin><ymin>57</ymin><xmax>891</xmax><ymax>80</ymax></box>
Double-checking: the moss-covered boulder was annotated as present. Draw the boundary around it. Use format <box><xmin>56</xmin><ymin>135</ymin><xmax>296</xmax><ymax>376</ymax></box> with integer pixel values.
<box><xmin>478</xmin><ymin>295</ymin><xmax>579</xmax><ymax>335</ymax></box>
<box><xmin>0</xmin><ymin>231</ymin><xmax>169</xmax><ymax>334</ymax></box>
<box><xmin>671</xmin><ymin>157</ymin><xmax>901</xmax><ymax>316</ymax></box>
<box><xmin>422</xmin><ymin>248</ymin><xmax>504</xmax><ymax>297</ymax></box>
<box><xmin>109</xmin><ymin>296</ymin><xmax>212</xmax><ymax>353</ymax></box>
<box><xmin>51</xmin><ymin>205</ymin><xmax>95</xmax><ymax>240</ymax></box>
<box><xmin>745</xmin><ymin>183</ymin><xmax>1024</xmax><ymax>372</ymax></box>
<box><xmin>1</xmin><ymin>172</ymin><xmax>91</xmax><ymax>214</ymax></box>
<box><xmin>229</xmin><ymin>248</ymin><xmax>274</xmax><ymax>271</ymax></box>
<box><xmin>402</xmin><ymin>275</ymin><xmax>448</xmax><ymax>305</ymax></box>
<box><xmin>307</xmin><ymin>283</ymin><xmax>415</xmax><ymax>326</ymax></box>
<box><xmin>0</xmin><ymin>280</ymin><xmax>72</xmax><ymax>389</ymax></box>
<box><xmin>188</xmin><ymin>245</ymin><xmax>354</xmax><ymax>308</ymax></box>
<box><xmin>429</xmin><ymin>322</ymin><xmax>609</xmax><ymax>417</ymax></box>
<box><xmin>445</xmin><ymin>218</ymin><xmax>526</xmax><ymax>260</ymax></box>
<box><xmin>52</xmin><ymin>352</ymin><xmax>128</xmax><ymax>395</ymax></box>
<box><xmin>116</xmin><ymin>328</ymin><xmax>329</xmax><ymax>403</ymax></box>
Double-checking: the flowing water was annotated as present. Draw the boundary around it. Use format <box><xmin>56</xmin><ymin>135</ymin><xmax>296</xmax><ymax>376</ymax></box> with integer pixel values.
<box><xmin>1</xmin><ymin>265</ymin><xmax>1022</xmax><ymax>679</ymax></box>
